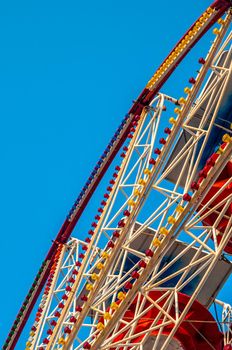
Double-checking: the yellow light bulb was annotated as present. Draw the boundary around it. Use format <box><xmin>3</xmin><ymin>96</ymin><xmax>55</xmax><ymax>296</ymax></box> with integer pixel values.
<box><xmin>128</xmin><ymin>199</ymin><xmax>136</xmax><ymax>206</ymax></box>
<box><xmin>97</xmin><ymin>322</ymin><xmax>105</xmax><ymax>331</ymax></box>
<box><xmin>202</xmin><ymin>13</ymin><xmax>209</xmax><ymax>20</ymax></box>
<box><xmin>118</xmin><ymin>291</ymin><xmax>126</xmax><ymax>300</ymax></box>
<box><xmin>144</xmin><ymin>168</ymin><xmax>151</xmax><ymax>175</ymax></box>
<box><xmin>213</xmin><ymin>28</ymin><xmax>220</xmax><ymax>35</ymax></box>
<box><xmin>134</xmin><ymin>189</ymin><xmax>141</xmax><ymax>197</ymax></box>
<box><xmin>192</xmin><ymin>27</ymin><xmax>199</xmax><ymax>35</ymax></box>
<box><xmin>152</xmin><ymin>238</ymin><xmax>161</xmax><ymax>247</ymax></box>
<box><xmin>86</xmin><ymin>283</ymin><xmax>93</xmax><ymax>291</ymax></box>
<box><xmin>97</xmin><ymin>262</ymin><xmax>104</xmax><ymax>270</ymax></box>
<box><xmin>168</xmin><ymin>216</ymin><xmax>176</xmax><ymax>225</ymax></box>
<box><xmin>160</xmin><ymin>227</ymin><xmax>169</xmax><ymax>236</ymax></box>
<box><xmin>169</xmin><ymin>117</ymin><xmax>176</xmax><ymax>125</ymax></box>
<box><xmin>58</xmin><ymin>338</ymin><xmax>66</xmax><ymax>345</ymax></box>
<box><xmin>91</xmin><ymin>273</ymin><xmax>99</xmax><ymax>281</ymax></box>
<box><xmin>101</xmin><ymin>251</ymin><xmax>109</xmax><ymax>259</ymax></box>
<box><xmin>111</xmin><ymin>301</ymin><xmax>119</xmax><ymax>310</ymax></box>
<box><xmin>199</xmin><ymin>16</ymin><xmax>205</xmax><ymax>24</ymax></box>
<box><xmin>104</xmin><ymin>312</ymin><xmax>112</xmax><ymax>320</ymax></box>
<box><xmin>179</xmin><ymin>97</ymin><xmax>186</xmax><ymax>105</ymax></box>
<box><xmin>207</xmin><ymin>7</ymin><xmax>214</xmax><ymax>15</ymax></box>
<box><xmin>222</xmin><ymin>134</ymin><xmax>231</xmax><ymax>143</ymax></box>
<box><xmin>170</xmin><ymin>53</ymin><xmax>176</xmax><ymax>60</ymax></box>
<box><xmin>138</xmin><ymin>178</ymin><xmax>146</xmax><ymax>186</ymax></box>
<box><xmin>176</xmin><ymin>205</ymin><xmax>184</xmax><ymax>213</ymax></box>
<box><xmin>184</xmin><ymin>87</ymin><xmax>191</xmax><ymax>94</ymax></box>
<box><xmin>147</xmin><ymin>79</ymin><xmax>154</xmax><ymax>88</ymax></box>
<box><xmin>218</xmin><ymin>18</ymin><xmax>225</xmax><ymax>25</ymax></box>
<box><xmin>174</xmin><ymin>108</ymin><xmax>181</xmax><ymax>115</ymax></box>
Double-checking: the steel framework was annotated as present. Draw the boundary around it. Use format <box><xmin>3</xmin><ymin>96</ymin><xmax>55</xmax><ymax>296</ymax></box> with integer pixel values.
<box><xmin>4</xmin><ymin>1</ymin><xmax>232</xmax><ymax>350</ymax></box>
<box><xmin>27</xmin><ymin>22</ymin><xmax>232</xmax><ymax>350</ymax></box>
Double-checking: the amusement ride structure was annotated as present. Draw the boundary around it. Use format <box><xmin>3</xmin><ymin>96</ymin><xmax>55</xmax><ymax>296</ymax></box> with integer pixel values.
<box><xmin>3</xmin><ymin>0</ymin><xmax>232</xmax><ymax>349</ymax></box>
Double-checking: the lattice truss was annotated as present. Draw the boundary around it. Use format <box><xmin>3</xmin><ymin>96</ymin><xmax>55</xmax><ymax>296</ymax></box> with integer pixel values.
<box><xmin>215</xmin><ymin>300</ymin><xmax>232</xmax><ymax>347</ymax></box>
<box><xmin>222</xmin><ymin>303</ymin><xmax>232</xmax><ymax>346</ymax></box>
<box><xmin>28</xmin><ymin>23</ymin><xmax>232</xmax><ymax>350</ymax></box>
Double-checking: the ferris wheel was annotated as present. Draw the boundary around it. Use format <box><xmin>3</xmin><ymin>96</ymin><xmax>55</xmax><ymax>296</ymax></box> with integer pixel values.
<box><xmin>3</xmin><ymin>1</ymin><xmax>232</xmax><ymax>349</ymax></box>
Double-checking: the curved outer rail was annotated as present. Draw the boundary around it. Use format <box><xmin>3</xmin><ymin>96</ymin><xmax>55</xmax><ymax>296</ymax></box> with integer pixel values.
<box><xmin>3</xmin><ymin>1</ymin><xmax>231</xmax><ymax>349</ymax></box>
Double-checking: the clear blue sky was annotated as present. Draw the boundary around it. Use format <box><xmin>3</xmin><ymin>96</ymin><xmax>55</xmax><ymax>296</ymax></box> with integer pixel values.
<box><xmin>0</xmin><ymin>0</ymin><xmax>231</xmax><ymax>348</ymax></box>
